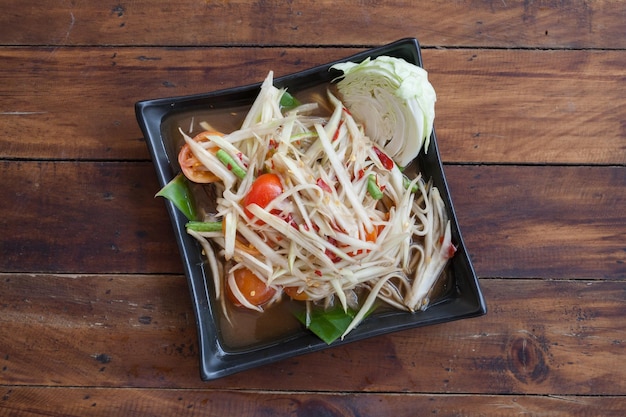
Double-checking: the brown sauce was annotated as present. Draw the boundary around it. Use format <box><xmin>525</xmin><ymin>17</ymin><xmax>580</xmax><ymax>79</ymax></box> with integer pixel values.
<box><xmin>217</xmin><ymin>298</ymin><xmax>303</xmax><ymax>350</ymax></box>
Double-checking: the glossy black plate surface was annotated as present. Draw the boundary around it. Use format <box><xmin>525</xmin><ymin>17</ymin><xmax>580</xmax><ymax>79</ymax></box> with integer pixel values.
<box><xmin>135</xmin><ymin>38</ymin><xmax>486</xmax><ymax>380</ymax></box>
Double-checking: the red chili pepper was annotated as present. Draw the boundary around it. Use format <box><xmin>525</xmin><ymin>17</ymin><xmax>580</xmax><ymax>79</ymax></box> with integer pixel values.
<box><xmin>314</xmin><ymin>270</ymin><xmax>322</xmax><ymax>277</ymax></box>
<box><xmin>283</xmin><ymin>212</ymin><xmax>298</xmax><ymax>229</ymax></box>
<box><xmin>325</xmin><ymin>237</ymin><xmax>342</xmax><ymax>263</ymax></box>
<box><xmin>236</xmin><ymin>152</ymin><xmax>248</xmax><ymax>168</ymax></box>
<box><xmin>332</xmin><ymin>120</ymin><xmax>344</xmax><ymax>141</ymax></box>
<box><xmin>373</xmin><ymin>146</ymin><xmax>394</xmax><ymax>170</ymax></box>
<box><xmin>317</xmin><ymin>178</ymin><xmax>333</xmax><ymax>193</ymax></box>
<box><xmin>447</xmin><ymin>244</ymin><xmax>457</xmax><ymax>258</ymax></box>
<box><xmin>439</xmin><ymin>236</ymin><xmax>458</xmax><ymax>259</ymax></box>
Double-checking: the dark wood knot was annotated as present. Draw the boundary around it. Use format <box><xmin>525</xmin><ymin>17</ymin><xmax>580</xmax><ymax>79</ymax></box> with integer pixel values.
<box><xmin>507</xmin><ymin>335</ymin><xmax>549</xmax><ymax>384</ymax></box>
<box><xmin>296</xmin><ymin>399</ymin><xmax>348</xmax><ymax>417</ymax></box>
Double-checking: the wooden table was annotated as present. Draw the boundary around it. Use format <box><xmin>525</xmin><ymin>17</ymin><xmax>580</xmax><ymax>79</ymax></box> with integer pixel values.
<box><xmin>1</xmin><ymin>1</ymin><xmax>625</xmax><ymax>415</ymax></box>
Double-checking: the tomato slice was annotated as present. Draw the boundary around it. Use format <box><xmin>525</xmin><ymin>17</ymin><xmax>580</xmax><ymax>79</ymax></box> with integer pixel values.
<box><xmin>364</xmin><ymin>225</ymin><xmax>380</xmax><ymax>243</ymax></box>
<box><xmin>351</xmin><ymin>224</ymin><xmax>384</xmax><ymax>256</ymax></box>
<box><xmin>178</xmin><ymin>131</ymin><xmax>222</xmax><ymax>183</ymax></box>
<box><xmin>283</xmin><ymin>286</ymin><xmax>309</xmax><ymax>301</ymax></box>
<box><xmin>226</xmin><ymin>267</ymin><xmax>276</xmax><ymax>307</ymax></box>
<box><xmin>243</xmin><ymin>173</ymin><xmax>283</xmax><ymax>220</ymax></box>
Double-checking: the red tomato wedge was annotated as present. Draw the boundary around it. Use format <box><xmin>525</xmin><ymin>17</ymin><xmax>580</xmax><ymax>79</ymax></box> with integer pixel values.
<box><xmin>352</xmin><ymin>224</ymin><xmax>384</xmax><ymax>256</ymax></box>
<box><xmin>243</xmin><ymin>173</ymin><xmax>283</xmax><ymax>220</ymax></box>
<box><xmin>283</xmin><ymin>286</ymin><xmax>309</xmax><ymax>301</ymax></box>
<box><xmin>227</xmin><ymin>267</ymin><xmax>276</xmax><ymax>307</ymax></box>
<box><xmin>178</xmin><ymin>131</ymin><xmax>222</xmax><ymax>183</ymax></box>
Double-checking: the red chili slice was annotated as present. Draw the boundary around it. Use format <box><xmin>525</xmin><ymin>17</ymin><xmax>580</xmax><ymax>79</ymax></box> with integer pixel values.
<box><xmin>373</xmin><ymin>146</ymin><xmax>394</xmax><ymax>170</ymax></box>
<box><xmin>317</xmin><ymin>178</ymin><xmax>333</xmax><ymax>193</ymax></box>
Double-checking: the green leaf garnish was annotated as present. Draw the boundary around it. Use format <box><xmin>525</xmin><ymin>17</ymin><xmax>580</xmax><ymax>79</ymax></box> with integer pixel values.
<box><xmin>295</xmin><ymin>304</ymin><xmax>355</xmax><ymax>344</ymax></box>
<box><xmin>155</xmin><ymin>174</ymin><xmax>198</xmax><ymax>221</ymax></box>
<box><xmin>280</xmin><ymin>91</ymin><xmax>300</xmax><ymax>110</ymax></box>
<box><xmin>294</xmin><ymin>303</ymin><xmax>376</xmax><ymax>344</ymax></box>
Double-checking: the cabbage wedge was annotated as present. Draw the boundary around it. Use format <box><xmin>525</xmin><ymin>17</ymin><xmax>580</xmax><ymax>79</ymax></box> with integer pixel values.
<box><xmin>331</xmin><ymin>56</ymin><xmax>436</xmax><ymax>167</ymax></box>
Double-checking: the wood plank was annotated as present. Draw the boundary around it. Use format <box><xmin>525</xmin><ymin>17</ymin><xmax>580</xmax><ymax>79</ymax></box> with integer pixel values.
<box><xmin>1</xmin><ymin>0</ymin><xmax>625</xmax><ymax>49</ymax></box>
<box><xmin>2</xmin><ymin>0</ymin><xmax>622</xmax><ymax>411</ymax></box>
<box><xmin>1</xmin><ymin>388</ymin><xmax>625</xmax><ymax>417</ymax></box>
<box><xmin>0</xmin><ymin>46</ymin><xmax>361</xmax><ymax>161</ymax></box>
<box><xmin>0</xmin><ymin>161</ymin><xmax>180</xmax><ymax>274</ymax></box>
<box><xmin>426</xmin><ymin>49</ymin><xmax>626</xmax><ymax>165</ymax></box>
<box><xmin>1</xmin><ymin>162</ymin><xmax>624</xmax><ymax>278</ymax></box>
<box><xmin>446</xmin><ymin>165</ymin><xmax>626</xmax><ymax>279</ymax></box>
<box><xmin>1</xmin><ymin>47</ymin><xmax>625</xmax><ymax>164</ymax></box>
<box><xmin>1</xmin><ymin>274</ymin><xmax>625</xmax><ymax>395</ymax></box>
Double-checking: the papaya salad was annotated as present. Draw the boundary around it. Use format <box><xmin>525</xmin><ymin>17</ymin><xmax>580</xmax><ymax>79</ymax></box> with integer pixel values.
<box><xmin>158</xmin><ymin>56</ymin><xmax>456</xmax><ymax>343</ymax></box>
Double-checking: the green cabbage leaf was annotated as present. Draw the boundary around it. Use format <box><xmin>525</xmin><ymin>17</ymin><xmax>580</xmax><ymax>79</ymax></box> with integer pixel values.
<box><xmin>331</xmin><ymin>56</ymin><xmax>436</xmax><ymax>167</ymax></box>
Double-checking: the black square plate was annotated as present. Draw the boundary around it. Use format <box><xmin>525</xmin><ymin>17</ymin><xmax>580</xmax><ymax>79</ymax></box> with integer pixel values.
<box><xmin>136</xmin><ymin>38</ymin><xmax>486</xmax><ymax>380</ymax></box>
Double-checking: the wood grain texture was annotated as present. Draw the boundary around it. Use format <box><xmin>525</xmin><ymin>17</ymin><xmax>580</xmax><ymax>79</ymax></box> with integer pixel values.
<box><xmin>0</xmin><ymin>161</ymin><xmax>179</xmax><ymax>274</ymax></box>
<box><xmin>1</xmin><ymin>0</ymin><xmax>625</xmax><ymax>49</ymax></box>
<box><xmin>426</xmin><ymin>48</ymin><xmax>626</xmax><ymax>165</ymax></box>
<box><xmin>1</xmin><ymin>388</ymin><xmax>625</xmax><ymax>417</ymax></box>
<box><xmin>1</xmin><ymin>161</ymin><xmax>624</xmax><ymax>278</ymax></box>
<box><xmin>1</xmin><ymin>47</ymin><xmax>624</xmax><ymax>164</ymax></box>
<box><xmin>446</xmin><ymin>165</ymin><xmax>626</xmax><ymax>279</ymax></box>
<box><xmin>2</xmin><ymin>0</ymin><xmax>625</xmax><ymax>414</ymax></box>
<box><xmin>1</xmin><ymin>275</ymin><xmax>625</xmax><ymax>396</ymax></box>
